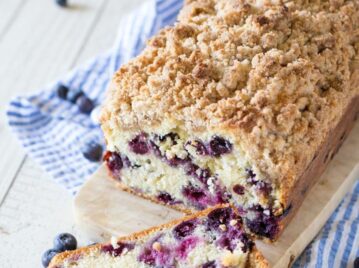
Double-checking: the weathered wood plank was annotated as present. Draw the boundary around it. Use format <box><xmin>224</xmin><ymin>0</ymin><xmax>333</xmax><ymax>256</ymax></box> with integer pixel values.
<box><xmin>0</xmin><ymin>0</ymin><xmax>108</xmax><ymax>205</ymax></box>
<box><xmin>0</xmin><ymin>159</ymin><xmax>74</xmax><ymax>268</ymax></box>
<box><xmin>75</xmin><ymin>0</ymin><xmax>149</xmax><ymax>62</ymax></box>
<box><xmin>0</xmin><ymin>0</ymin><xmax>24</xmax><ymax>39</ymax></box>
<box><xmin>0</xmin><ymin>1</ymin><xmax>148</xmax><ymax>267</ymax></box>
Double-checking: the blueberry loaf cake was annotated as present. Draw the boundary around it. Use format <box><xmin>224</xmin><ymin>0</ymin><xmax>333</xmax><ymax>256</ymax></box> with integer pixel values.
<box><xmin>100</xmin><ymin>0</ymin><xmax>359</xmax><ymax>240</ymax></box>
<box><xmin>49</xmin><ymin>206</ymin><xmax>268</xmax><ymax>268</ymax></box>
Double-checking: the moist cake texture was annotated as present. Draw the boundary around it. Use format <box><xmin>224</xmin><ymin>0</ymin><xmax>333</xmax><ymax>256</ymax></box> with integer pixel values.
<box><xmin>100</xmin><ymin>0</ymin><xmax>359</xmax><ymax>240</ymax></box>
<box><xmin>49</xmin><ymin>206</ymin><xmax>268</xmax><ymax>268</ymax></box>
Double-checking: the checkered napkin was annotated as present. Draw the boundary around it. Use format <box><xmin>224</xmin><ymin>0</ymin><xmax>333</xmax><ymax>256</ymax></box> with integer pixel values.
<box><xmin>6</xmin><ymin>0</ymin><xmax>358</xmax><ymax>267</ymax></box>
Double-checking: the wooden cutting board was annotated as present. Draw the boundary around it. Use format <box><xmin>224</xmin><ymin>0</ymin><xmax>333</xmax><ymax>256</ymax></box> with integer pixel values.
<box><xmin>74</xmin><ymin>123</ymin><xmax>359</xmax><ymax>268</ymax></box>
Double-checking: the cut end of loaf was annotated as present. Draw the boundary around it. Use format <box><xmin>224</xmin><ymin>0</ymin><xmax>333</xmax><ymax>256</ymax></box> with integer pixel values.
<box><xmin>103</xmin><ymin>123</ymin><xmax>284</xmax><ymax>240</ymax></box>
<box><xmin>49</xmin><ymin>206</ymin><xmax>268</xmax><ymax>268</ymax></box>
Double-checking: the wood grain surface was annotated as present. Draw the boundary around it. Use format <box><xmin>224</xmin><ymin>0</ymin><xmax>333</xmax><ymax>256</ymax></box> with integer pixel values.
<box><xmin>74</xmin><ymin>123</ymin><xmax>359</xmax><ymax>267</ymax></box>
<box><xmin>0</xmin><ymin>1</ymin><xmax>146</xmax><ymax>267</ymax></box>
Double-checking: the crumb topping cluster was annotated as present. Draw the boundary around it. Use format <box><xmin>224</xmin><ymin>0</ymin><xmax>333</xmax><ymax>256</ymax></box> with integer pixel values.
<box><xmin>101</xmin><ymin>0</ymin><xmax>359</xmax><ymax>188</ymax></box>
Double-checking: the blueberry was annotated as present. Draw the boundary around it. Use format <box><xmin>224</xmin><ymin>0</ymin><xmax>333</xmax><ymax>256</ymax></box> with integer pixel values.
<box><xmin>76</xmin><ymin>95</ymin><xmax>95</xmax><ymax>114</ymax></box>
<box><xmin>67</xmin><ymin>89</ymin><xmax>84</xmax><ymax>103</ymax></box>
<box><xmin>354</xmin><ymin>257</ymin><xmax>359</xmax><ymax>268</ymax></box>
<box><xmin>129</xmin><ymin>133</ymin><xmax>149</xmax><ymax>155</ymax></box>
<box><xmin>55</xmin><ymin>0</ymin><xmax>67</xmax><ymax>7</ymax></box>
<box><xmin>246</xmin><ymin>205</ymin><xmax>279</xmax><ymax>239</ymax></box>
<box><xmin>138</xmin><ymin>247</ymin><xmax>156</xmax><ymax>265</ymax></box>
<box><xmin>42</xmin><ymin>249</ymin><xmax>60</xmax><ymax>267</ymax></box>
<box><xmin>104</xmin><ymin>151</ymin><xmax>123</xmax><ymax>176</ymax></box>
<box><xmin>208</xmin><ymin>136</ymin><xmax>232</xmax><ymax>157</ymax></box>
<box><xmin>182</xmin><ymin>185</ymin><xmax>207</xmax><ymax>203</ymax></box>
<box><xmin>56</xmin><ymin>84</ymin><xmax>69</xmax><ymax>100</ymax></box>
<box><xmin>216</xmin><ymin>235</ymin><xmax>232</xmax><ymax>251</ymax></box>
<box><xmin>207</xmin><ymin>207</ymin><xmax>232</xmax><ymax>230</ymax></box>
<box><xmin>173</xmin><ymin>220</ymin><xmax>196</xmax><ymax>240</ymax></box>
<box><xmin>102</xmin><ymin>242</ymin><xmax>134</xmax><ymax>257</ymax></box>
<box><xmin>193</xmin><ymin>140</ymin><xmax>208</xmax><ymax>155</ymax></box>
<box><xmin>233</xmin><ymin>184</ymin><xmax>245</xmax><ymax>195</ymax></box>
<box><xmin>53</xmin><ymin>233</ymin><xmax>77</xmax><ymax>252</ymax></box>
<box><xmin>82</xmin><ymin>142</ymin><xmax>103</xmax><ymax>162</ymax></box>
<box><xmin>175</xmin><ymin>237</ymin><xmax>199</xmax><ymax>259</ymax></box>
<box><xmin>157</xmin><ymin>192</ymin><xmax>174</xmax><ymax>204</ymax></box>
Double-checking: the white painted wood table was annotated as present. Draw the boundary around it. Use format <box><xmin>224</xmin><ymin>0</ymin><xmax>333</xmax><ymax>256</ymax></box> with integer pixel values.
<box><xmin>0</xmin><ymin>1</ymin><xmax>146</xmax><ymax>267</ymax></box>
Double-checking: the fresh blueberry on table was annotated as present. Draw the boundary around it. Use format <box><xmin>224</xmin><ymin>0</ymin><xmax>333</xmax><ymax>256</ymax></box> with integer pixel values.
<box><xmin>67</xmin><ymin>88</ymin><xmax>84</xmax><ymax>103</ymax></box>
<box><xmin>53</xmin><ymin>233</ymin><xmax>77</xmax><ymax>252</ymax></box>
<box><xmin>56</xmin><ymin>84</ymin><xmax>69</xmax><ymax>100</ymax></box>
<box><xmin>76</xmin><ymin>95</ymin><xmax>95</xmax><ymax>114</ymax></box>
<box><xmin>41</xmin><ymin>249</ymin><xmax>60</xmax><ymax>267</ymax></box>
<box><xmin>82</xmin><ymin>142</ymin><xmax>103</xmax><ymax>162</ymax></box>
<box><xmin>55</xmin><ymin>0</ymin><xmax>67</xmax><ymax>7</ymax></box>
<box><xmin>354</xmin><ymin>257</ymin><xmax>359</xmax><ymax>268</ymax></box>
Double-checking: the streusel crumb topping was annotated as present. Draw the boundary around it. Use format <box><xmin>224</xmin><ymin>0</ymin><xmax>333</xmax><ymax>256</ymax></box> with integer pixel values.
<box><xmin>101</xmin><ymin>0</ymin><xmax>359</xmax><ymax>187</ymax></box>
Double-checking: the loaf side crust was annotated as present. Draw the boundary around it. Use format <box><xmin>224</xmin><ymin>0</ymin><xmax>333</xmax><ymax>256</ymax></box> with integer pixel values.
<box><xmin>274</xmin><ymin>95</ymin><xmax>359</xmax><ymax>239</ymax></box>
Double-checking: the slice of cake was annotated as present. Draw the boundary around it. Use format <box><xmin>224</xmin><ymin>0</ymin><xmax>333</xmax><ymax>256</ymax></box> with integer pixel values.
<box><xmin>100</xmin><ymin>0</ymin><xmax>359</xmax><ymax>240</ymax></box>
<box><xmin>49</xmin><ymin>206</ymin><xmax>268</xmax><ymax>268</ymax></box>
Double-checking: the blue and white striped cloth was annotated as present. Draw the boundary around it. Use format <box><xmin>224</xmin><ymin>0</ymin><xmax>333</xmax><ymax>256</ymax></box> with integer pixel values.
<box><xmin>6</xmin><ymin>0</ymin><xmax>358</xmax><ymax>267</ymax></box>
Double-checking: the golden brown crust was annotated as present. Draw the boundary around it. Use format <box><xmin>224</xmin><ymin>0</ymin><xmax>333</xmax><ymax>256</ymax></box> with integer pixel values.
<box><xmin>248</xmin><ymin>248</ymin><xmax>270</xmax><ymax>268</ymax></box>
<box><xmin>100</xmin><ymin>0</ymin><xmax>359</xmax><ymax>207</ymax></box>
<box><xmin>49</xmin><ymin>244</ymin><xmax>102</xmax><ymax>268</ymax></box>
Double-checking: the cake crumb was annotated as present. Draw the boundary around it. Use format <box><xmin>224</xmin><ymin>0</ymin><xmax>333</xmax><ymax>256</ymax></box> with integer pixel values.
<box><xmin>222</xmin><ymin>252</ymin><xmax>240</xmax><ymax>266</ymax></box>
<box><xmin>152</xmin><ymin>242</ymin><xmax>162</xmax><ymax>251</ymax></box>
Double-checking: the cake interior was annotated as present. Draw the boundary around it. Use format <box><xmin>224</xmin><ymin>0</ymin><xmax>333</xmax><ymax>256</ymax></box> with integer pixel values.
<box><xmin>53</xmin><ymin>207</ymin><xmax>254</xmax><ymax>268</ymax></box>
<box><xmin>104</xmin><ymin>128</ymin><xmax>282</xmax><ymax>240</ymax></box>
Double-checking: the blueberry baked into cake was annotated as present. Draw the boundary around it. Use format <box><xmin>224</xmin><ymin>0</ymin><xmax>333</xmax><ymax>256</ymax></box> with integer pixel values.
<box><xmin>100</xmin><ymin>0</ymin><xmax>359</xmax><ymax>240</ymax></box>
<box><xmin>49</xmin><ymin>206</ymin><xmax>268</xmax><ymax>267</ymax></box>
